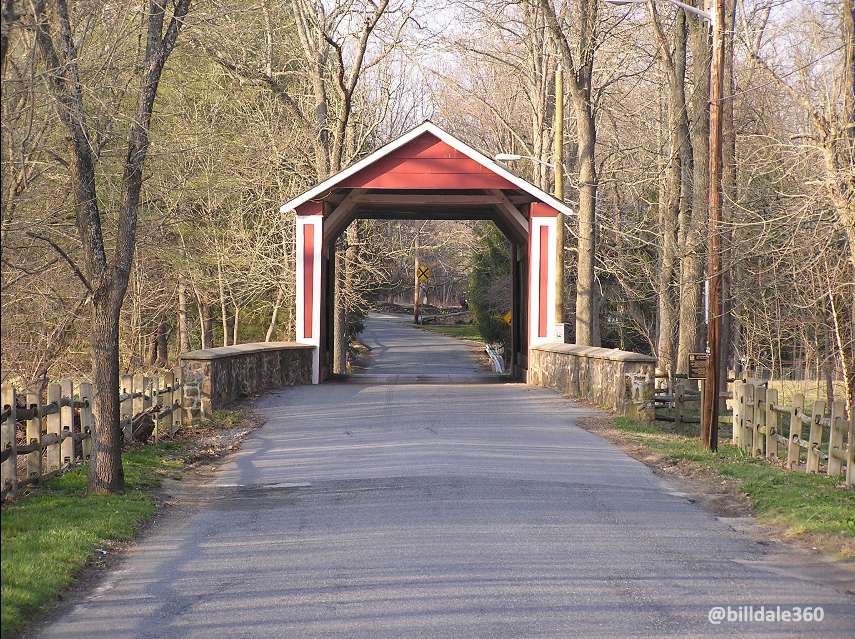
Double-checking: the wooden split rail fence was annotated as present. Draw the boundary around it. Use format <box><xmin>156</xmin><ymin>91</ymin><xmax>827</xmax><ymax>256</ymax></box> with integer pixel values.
<box><xmin>653</xmin><ymin>375</ymin><xmax>732</xmax><ymax>427</ymax></box>
<box><xmin>731</xmin><ymin>380</ymin><xmax>855</xmax><ymax>486</ymax></box>
<box><xmin>1</xmin><ymin>369</ymin><xmax>183</xmax><ymax>501</ymax></box>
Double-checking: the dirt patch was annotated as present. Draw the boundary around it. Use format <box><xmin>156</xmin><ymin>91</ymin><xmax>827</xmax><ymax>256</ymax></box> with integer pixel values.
<box><xmin>181</xmin><ymin>409</ymin><xmax>262</xmax><ymax>464</ymax></box>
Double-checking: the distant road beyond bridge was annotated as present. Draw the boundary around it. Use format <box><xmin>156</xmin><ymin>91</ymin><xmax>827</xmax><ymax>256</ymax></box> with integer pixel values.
<box><xmin>36</xmin><ymin>315</ymin><xmax>855</xmax><ymax>638</ymax></box>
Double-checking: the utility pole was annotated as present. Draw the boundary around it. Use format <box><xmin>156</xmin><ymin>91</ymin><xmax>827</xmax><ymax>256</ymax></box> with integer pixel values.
<box><xmin>413</xmin><ymin>235</ymin><xmax>420</xmax><ymax>325</ymax></box>
<box><xmin>702</xmin><ymin>0</ymin><xmax>725</xmax><ymax>452</ymax></box>
<box><xmin>553</xmin><ymin>63</ymin><xmax>565</xmax><ymax>330</ymax></box>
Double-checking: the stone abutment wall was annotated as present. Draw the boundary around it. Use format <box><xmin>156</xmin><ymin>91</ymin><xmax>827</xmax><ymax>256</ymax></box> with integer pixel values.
<box><xmin>528</xmin><ymin>343</ymin><xmax>656</xmax><ymax>422</ymax></box>
<box><xmin>180</xmin><ymin>343</ymin><xmax>313</xmax><ymax>423</ymax></box>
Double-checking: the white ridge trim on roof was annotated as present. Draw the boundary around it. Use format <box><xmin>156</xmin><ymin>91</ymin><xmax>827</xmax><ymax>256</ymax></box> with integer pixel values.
<box><xmin>279</xmin><ymin>121</ymin><xmax>574</xmax><ymax>217</ymax></box>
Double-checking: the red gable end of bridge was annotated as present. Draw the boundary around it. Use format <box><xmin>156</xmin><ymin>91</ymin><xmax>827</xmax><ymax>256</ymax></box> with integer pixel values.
<box><xmin>339</xmin><ymin>133</ymin><xmax>518</xmax><ymax>190</ymax></box>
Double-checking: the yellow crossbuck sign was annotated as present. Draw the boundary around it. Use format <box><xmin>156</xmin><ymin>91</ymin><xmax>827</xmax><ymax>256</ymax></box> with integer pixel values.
<box><xmin>417</xmin><ymin>265</ymin><xmax>431</xmax><ymax>284</ymax></box>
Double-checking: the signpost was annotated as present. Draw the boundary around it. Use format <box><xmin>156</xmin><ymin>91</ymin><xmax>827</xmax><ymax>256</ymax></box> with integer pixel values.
<box><xmin>417</xmin><ymin>265</ymin><xmax>431</xmax><ymax>285</ymax></box>
<box><xmin>688</xmin><ymin>352</ymin><xmax>709</xmax><ymax>380</ymax></box>
<box><xmin>414</xmin><ymin>261</ymin><xmax>430</xmax><ymax>324</ymax></box>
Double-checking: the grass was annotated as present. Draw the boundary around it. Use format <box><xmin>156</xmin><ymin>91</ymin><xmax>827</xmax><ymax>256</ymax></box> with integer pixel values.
<box><xmin>764</xmin><ymin>379</ymin><xmax>847</xmax><ymax>407</ymax></box>
<box><xmin>0</xmin><ymin>441</ymin><xmax>187</xmax><ymax>637</ymax></box>
<box><xmin>611</xmin><ymin>418</ymin><xmax>855</xmax><ymax>548</ymax></box>
<box><xmin>416</xmin><ymin>323</ymin><xmax>483</xmax><ymax>341</ymax></box>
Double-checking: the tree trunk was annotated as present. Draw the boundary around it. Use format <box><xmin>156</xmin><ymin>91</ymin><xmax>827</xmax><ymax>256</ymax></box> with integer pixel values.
<box><xmin>177</xmin><ymin>279</ymin><xmax>191</xmax><ymax>353</ymax></box>
<box><xmin>232</xmin><ymin>303</ymin><xmax>240</xmax><ymax>345</ymax></box>
<box><xmin>676</xmin><ymin>11</ymin><xmax>703</xmax><ymax>373</ymax></box>
<box><xmin>88</xmin><ymin>298</ymin><xmax>125</xmax><ymax>494</ymax></box>
<box><xmin>720</xmin><ymin>0</ymin><xmax>737</xmax><ymax>384</ymax></box>
<box><xmin>573</xmin><ymin>95</ymin><xmax>597</xmax><ymax>346</ymax></box>
<box><xmin>342</xmin><ymin>224</ymin><xmax>359</xmax><ymax>365</ymax></box>
<box><xmin>156</xmin><ymin>322</ymin><xmax>169</xmax><ymax>367</ymax></box>
<box><xmin>654</xmin><ymin>16</ymin><xmax>689</xmax><ymax>374</ymax></box>
<box><xmin>822</xmin><ymin>314</ymin><xmax>836</xmax><ymax>404</ymax></box>
<box><xmin>225</xmin><ymin>314</ymin><xmax>235</xmax><ymax>346</ymax></box>
<box><xmin>148</xmin><ymin>324</ymin><xmax>159</xmax><ymax>366</ymax></box>
<box><xmin>266</xmin><ymin>288</ymin><xmax>284</xmax><ymax>342</ymax></box>
<box><xmin>217</xmin><ymin>258</ymin><xmax>229</xmax><ymax>347</ymax></box>
<box><xmin>333</xmin><ymin>243</ymin><xmax>346</xmax><ymax>374</ymax></box>
<box><xmin>202</xmin><ymin>303</ymin><xmax>213</xmax><ymax>350</ymax></box>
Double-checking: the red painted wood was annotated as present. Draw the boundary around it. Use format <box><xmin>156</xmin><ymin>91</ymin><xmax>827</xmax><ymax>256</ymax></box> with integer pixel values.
<box><xmin>303</xmin><ymin>224</ymin><xmax>314</xmax><ymax>339</ymax></box>
<box><xmin>296</xmin><ymin>200</ymin><xmax>323</xmax><ymax>216</ymax></box>
<box><xmin>386</xmin><ymin>134</ymin><xmax>470</xmax><ymax>159</ymax></box>
<box><xmin>530</xmin><ymin>202</ymin><xmax>558</xmax><ymax>217</ymax></box>
<box><xmin>341</xmin><ymin>133</ymin><xmax>517</xmax><ymax>190</ymax></box>
<box><xmin>538</xmin><ymin>226</ymin><xmax>548</xmax><ymax>337</ymax></box>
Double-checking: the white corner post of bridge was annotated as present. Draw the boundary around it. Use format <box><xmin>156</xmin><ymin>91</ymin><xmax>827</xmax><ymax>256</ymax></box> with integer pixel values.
<box><xmin>295</xmin><ymin>214</ymin><xmax>322</xmax><ymax>384</ymax></box>
<box><xmin>528</xmin><ymin>211</ymin><xmax>558</xmax><ymax>350</ymax></box>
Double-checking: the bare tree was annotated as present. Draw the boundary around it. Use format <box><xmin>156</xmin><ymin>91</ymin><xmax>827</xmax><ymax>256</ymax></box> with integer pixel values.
<box><xmin>538</xmin><ymin>0</ymin><xmax>599</xmax><ymax>345</ymax></box>
<box><xmin>33</xmin><ymin>0</ymin><xmax>191</xmax><ymax>493</ymax></box>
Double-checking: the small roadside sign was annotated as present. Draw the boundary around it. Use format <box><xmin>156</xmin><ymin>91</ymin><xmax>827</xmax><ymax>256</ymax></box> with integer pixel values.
<box><xmin>417</xmin><ymin>265</ymin><xmax>431</xmax><ymax>284</ymax></box>
<box><xmin>688</xmin><ymin>352</ymin><xmax>709</xmax><ymax>379</ymax></box>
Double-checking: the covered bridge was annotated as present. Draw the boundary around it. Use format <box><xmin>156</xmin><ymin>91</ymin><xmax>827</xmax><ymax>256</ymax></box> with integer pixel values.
<box><xmin>280</xmin><ymin>121</ymin><xmax>571</xmax><ymax>383</ymax></box>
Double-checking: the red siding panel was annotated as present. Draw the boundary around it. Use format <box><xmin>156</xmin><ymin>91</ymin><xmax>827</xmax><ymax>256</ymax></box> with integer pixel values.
<box><xmin>341</xmin><ymin>133</ymin><xmax>517</xmax><ymax>190</ymax></box>
<box><xmin>303</xmin><ymin>224</ymin><xmax>314</xmax><ymax>339</ymax></box>
<box><xmin>296</xmin><ymin>200</ymin><xmax>323</xmax><ymax>216</ymax></box>
<box><xmin>530</xmin><ymin>202</ymin><xmax>558</xmax><ymax>217</ymax></box>
<box><xmin>386</xmin><ymin>134</ymin><xmax>470</xmax><ymax>159</ymax></box>
<box><xmin>538</xmin><ymin>226</ymin><xmax>549</xmax><ymax>338</ymax></box>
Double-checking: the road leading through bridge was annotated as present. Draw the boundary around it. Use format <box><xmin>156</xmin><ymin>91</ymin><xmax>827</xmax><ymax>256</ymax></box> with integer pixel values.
<box><xmin>350</xmin><ymin>312</ymin><xmax>495</xmax><ymax>383</ymax></box>
<box><xmin>36</xmin><ymin>315</ymin><xmax>854</xmax><ymax>638</ymax></box>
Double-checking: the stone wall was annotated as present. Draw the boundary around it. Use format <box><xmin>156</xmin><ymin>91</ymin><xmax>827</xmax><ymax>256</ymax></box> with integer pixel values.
<box><xmin>180</xmin><ymin>343</ymin><xmax>313</xmax><ymax>423</ymax></box>
<box><xmin>528</xmin><ymin>343</ymin><xmax>656</xmax><ymax>422</ymax></box>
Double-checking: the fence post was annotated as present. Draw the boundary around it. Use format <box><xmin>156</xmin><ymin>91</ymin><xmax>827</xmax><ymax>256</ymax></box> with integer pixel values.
<box><xmin>786</xmin><ymin>393</ymin><xmax>804</xmax><ymax>469</ymax></box>
<box><xmin>1</xmin><ymin>385</ymin><xmax>17</xmax><ymax>498</ymax></box>
<box><xmin>674</xmin><ymin>382</ymin><xmax>683</xmax><ymax>429</ymax></box>
<box><xmin>827</xmin><ymin>400</ymin><xmax>845</xmax><ymax>477</ymax></box>
<box><xmin>144</xmin><ymin>375</ymin><xmax>153</xmax><ymax>413</ymax></box>
<box><xmin>752</xmin><ymin>384</ymin><xmax>766</xmax><ymax>457</ymax></box>
<box><xmin>130</xmin><ymin>374</ymin><xmax>146</xmax><ymax>444</ymax></box>
<box><xmin>79</xmin><ymin>382</ymin><xmax>93</xmax><ymax>461</ymax></box>
<box><xmin>741</xmin><ymin>381</ymin><xmax>753</xmax><ymax>453</ymax></box>
<box><xmin>806</xmin><ymin>400</ymin><xmax>825</xmax><ymax>474</ymax></box>
<box><xmin>26</xmin><ymin>390</ymin><xmax>42</xmax><ymax>480</ymax></box>
<box><xmin>46</xmin><ymin>382</ymin><xmax>62</xmax><ymax>471</ymax></box>
<box><xmin>120</xmin><ymin>374</ymin><xmax>134</xmax><ymax>444</ymax></box>
<box><xmin>171</xmin><ymin>366</ymin><xmax>182</xmax><ymax>435</ymax></box>
<box><xmin>151</xmin><ymin>376</ymin><xmax>160</xmax><ymax>442</ymax></box>
<box><xmin>765</xmin><ymin>387</ymin><xmax>778</xmax><ymax>460</ymax></box>
<box><xmin>132</xmin><ymin>374</ymin><xmax>146</xmax><ymax>443</ymax></box>
<box><xmin>60</xmin><ymin>378</ymin><xmax>74</xmax><ymax>465</ymax></box>
<box><xmin>846</xmin><ymin>412</ymin><xmax>854</xmax><ymax>487</ymax></box>
<box><xmin>731</xmin><ymin>381</ymin><xmax>742</xmax><ymax>447</ymax></box>
<box><xmin>156</xmin><ymin>373</ymin><xmax>171</xmax><ymax>441</ymax></box>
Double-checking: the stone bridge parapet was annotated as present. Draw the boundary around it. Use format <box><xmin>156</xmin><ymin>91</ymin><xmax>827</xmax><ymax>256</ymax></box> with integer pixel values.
<box><xmin>528</xmin><ymin>343</ymin><xmax>656</xmax><ymax>422</ymax></box>
<box><xmin>180</xmin><ymin>343</ymin><xmax>314</xmax><ymax>423</ymax></box>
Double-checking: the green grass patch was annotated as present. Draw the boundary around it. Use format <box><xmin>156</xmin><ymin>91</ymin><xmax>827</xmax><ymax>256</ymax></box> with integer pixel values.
<box><xmin>612</xmin><ymin>418</ymin><xmax>855</xmax><ymax>544</ymax></box>
<box><xmin>417</xmin><ymin>323</ymin><xmax>483</xmax><ymax>341</ymax></box>
<box><xmin>1</xmin><ymin>441</ymin><xmax>187</xmax><ymax>636</ymax></box>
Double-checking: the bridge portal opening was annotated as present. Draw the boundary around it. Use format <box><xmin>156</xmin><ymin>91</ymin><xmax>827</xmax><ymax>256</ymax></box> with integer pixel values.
<box><xmin>280</xmin><ymin>122</ymin><xmax>571</xmax><ymax>384</ymax></box>
<box><xmin>330</xmin><ymin>219</ymin><xmax>514</xmax><ymax>383</ymax></box>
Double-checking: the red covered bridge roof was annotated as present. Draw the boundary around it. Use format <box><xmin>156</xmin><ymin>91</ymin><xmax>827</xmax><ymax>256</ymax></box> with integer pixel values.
<box><xmin>279</xmin><ymin>121</ymin><xmax>573</xmax><ymax>217</ymax></box>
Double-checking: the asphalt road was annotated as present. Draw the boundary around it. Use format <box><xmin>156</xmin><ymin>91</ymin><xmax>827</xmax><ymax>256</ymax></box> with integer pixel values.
<box><xmin>351</xmin><ymin>313</ymin><xmax>493</xmax><ymax>382</ymax></box>
<box><xmin>36</xmin><ymin>316</ymin><xmax>855</xmax><ymax>638</ymax></box>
